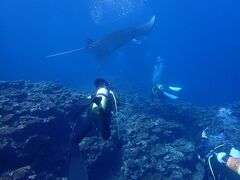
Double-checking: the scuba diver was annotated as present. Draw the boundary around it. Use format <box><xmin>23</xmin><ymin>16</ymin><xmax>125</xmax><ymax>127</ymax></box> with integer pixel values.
<box><xmin>151</xmin><ymin>56</ymin><xmax>182</xmax><ymax>101</ymax></box>
<box><xmin>67</xmin><ymin>78</ymin><xmax>118</xmax><ymax>180</ymax></box>
<box><xmin>197</xmin><ymin>127</ymin><xmax>240</xmax><ymax>179</ymax></box>
<box><xmin>151</xmin><ymin>84</ymin><xmax>182</xmax><ymax>101</ymax></box>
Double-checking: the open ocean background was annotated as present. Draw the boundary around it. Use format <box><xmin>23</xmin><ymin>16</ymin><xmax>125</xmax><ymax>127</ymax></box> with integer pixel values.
<box><xmin>0</xmin><ymin>0</ymin><xmax>240</xmax><ymax>105</ymax></box>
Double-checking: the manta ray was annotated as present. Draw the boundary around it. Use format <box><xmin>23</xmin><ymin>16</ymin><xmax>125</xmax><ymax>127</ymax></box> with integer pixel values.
<box><xmin>46</xmin><ymin>16</ymin><xmax>155</xmax><ymax>59</ymax></box>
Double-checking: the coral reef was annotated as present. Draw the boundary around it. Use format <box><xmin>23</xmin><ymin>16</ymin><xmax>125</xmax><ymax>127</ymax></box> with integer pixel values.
<box><xmin>0</xmin><ymin>81</ymin><xmax>239</xmax><ymax>179</ymax></box>
<box><xmin>0</xmin><ymin>81</ymin><xmax>83</xmax><ymax>179</ymax></box>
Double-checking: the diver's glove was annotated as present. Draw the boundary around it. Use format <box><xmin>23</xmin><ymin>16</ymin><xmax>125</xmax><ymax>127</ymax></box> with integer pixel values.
<box><xmin>215</xmin><ymin>149</ymin><xmax>240</xmax><ymax>176</ymax></box>
<box><xmin>201</xmin><ymin>127</ymin><xmax>208</xmax><ymax>139</ymax></box>
<box><xmin>216</xmin><ymin>147</ymin><xmax>240</xmax><ymax>164</ymax></box>
<box><xmin>216</xmin><ymin>152</ymin><xmax>228</xmax><ymax>164</ymax></box>
<box><xmin>91</xmin><ymin>96</ymin><xmax>105</xmax><ymax>115</ymax></box>
<box><xmin>92</xmin><ymin>96</ymin><xmax>102</xmax><ymax>105</ymax></box>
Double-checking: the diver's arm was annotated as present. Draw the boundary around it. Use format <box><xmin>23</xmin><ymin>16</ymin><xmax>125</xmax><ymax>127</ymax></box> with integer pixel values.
<box><xmin>68</xmin><ymin>97</ymin><xmax>93</xmax><ymax>121</ymax></box>
<box><xmin>74</xmin><ymin>97</ymin><xmax>94</xmax><ymax>107</ymax></box>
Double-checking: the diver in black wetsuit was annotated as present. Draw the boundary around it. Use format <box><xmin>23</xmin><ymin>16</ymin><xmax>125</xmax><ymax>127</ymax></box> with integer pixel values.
<box><xmin>67</xmin><ymin>78</ymin><xmax>117</xmax><ymax>180</ymax></box>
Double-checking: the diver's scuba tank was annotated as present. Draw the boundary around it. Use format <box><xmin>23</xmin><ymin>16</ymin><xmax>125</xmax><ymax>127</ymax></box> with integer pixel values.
<box><xmin>216</xmin><ymin>148</ymin><xmax>240</xmax><ymax>176</ymax></box>
<box><xmin>92</xmin><ymin>88</ymin><xmax>109</xmax><ymax>114</ymax></box>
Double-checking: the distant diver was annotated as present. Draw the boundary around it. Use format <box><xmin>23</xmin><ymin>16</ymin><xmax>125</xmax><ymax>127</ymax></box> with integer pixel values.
<box><xmin>152</xmin><ymin>84</ymin><xmax>182</xmax><ymax>101</ymax></box>
<box><xmin>67</xmin><ymin>78</ymin><xmax>118</xmax><ymax>180</ymax></box>
<box><xmin>151</xmin><ymin>56</ymin><xmax>182</xmax><ymax>101</ymax></box>
<box><xmin>46</xmin><ymin>16</ymin><xmax>155</xmax><ymax>60</ymax></box>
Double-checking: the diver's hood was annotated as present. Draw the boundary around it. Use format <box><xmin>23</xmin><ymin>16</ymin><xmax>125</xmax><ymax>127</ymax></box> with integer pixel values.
<box><xmin>94</xmin><ymin>78</ymin><xmax>109</xmax><ymax>88</ymax></box>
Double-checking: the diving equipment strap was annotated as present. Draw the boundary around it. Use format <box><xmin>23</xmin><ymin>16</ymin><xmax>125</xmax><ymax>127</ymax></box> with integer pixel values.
<box><xmin>109</xmin><ymin>90</ymin><xmax>119</xmax><ymax>139</ymax></box>
<box><xmin>208</xmin><ymin>155</ymin><xmax>216</xmax><ymax>180</ymax></box>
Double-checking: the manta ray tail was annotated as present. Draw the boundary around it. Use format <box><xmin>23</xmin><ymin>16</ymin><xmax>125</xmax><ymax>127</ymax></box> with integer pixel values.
<box><xmin>46</xmin><ymin>47</ymin><xmax>85</xmax><ymax>58</ymax></box>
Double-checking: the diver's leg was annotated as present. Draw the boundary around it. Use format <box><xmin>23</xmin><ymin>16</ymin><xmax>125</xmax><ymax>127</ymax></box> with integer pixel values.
<box><xmin>151</xmin><ymin>92</ymin><xmax>154</xmax><ymax>102</ymax></box>
<box><xmin>70</xmin><ymin>116</ymin><xmax>93</xmax><ymax>145</ymax></box>
<box><xmin>68</xmin><ymin>144</ymin><xmax>88</xmax><ymax>180</ymax></box>
<box><xmin>99</xmin><ymin>113</ymin><xmax>111</xmax><ymax>140</ymax></box>
<box><xmin>68</xmin><ymin>117</ymin><xmax>92</xmax><ymax>180</ymax></box>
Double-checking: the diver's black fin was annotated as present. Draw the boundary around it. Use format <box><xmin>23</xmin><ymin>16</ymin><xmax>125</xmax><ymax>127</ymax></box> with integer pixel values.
<box><xmin>68</xmin><ymin>145</ymin><xmax>88</xmax><ymax>180</ymax></box>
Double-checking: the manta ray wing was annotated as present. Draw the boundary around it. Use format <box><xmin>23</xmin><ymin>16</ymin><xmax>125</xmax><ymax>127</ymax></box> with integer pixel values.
<box><xmin>46</xmin><ymin>16</ymin><xmax>155</xmax><ymax>60</ymax></box>
<box><xmin>89</xmin><ymin>15</ymin><xmax>156</xmax><ymax>58</ymax></box>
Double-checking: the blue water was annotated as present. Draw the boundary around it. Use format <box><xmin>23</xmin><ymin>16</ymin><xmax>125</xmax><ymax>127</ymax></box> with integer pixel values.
<box><xmin>0</xmin><ymin>0</ymin><xmax>240</xmax><ymax>105</ymax></box>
